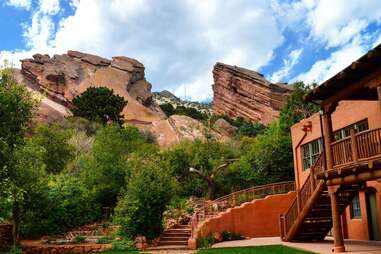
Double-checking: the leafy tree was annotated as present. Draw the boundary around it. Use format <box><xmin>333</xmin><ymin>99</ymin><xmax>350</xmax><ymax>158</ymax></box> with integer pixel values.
<box><xmin>159</xmin><ymin>103</ymin><xmax>175</xmax><ymax>116</ymax></box>
<box><xmin>21</xmin><ymin>174</ymin><xmax>100</xmax><ymax>237</ymax></box>
<box><xmin>7</xmin><ymin>141</ymin><xmax>47</xmax><ymax>242</ymax></box>
<box><xmin>71</xmin><ymin>87</ymin><xmax>127</xmax><ymax>125</ymax></box>
<box><xmin>279</xmin><ymin>81</ymin><xmax>319</xmax><ymax>132</ymax></box>
<box><xmin>79</xmin><ymin>124</ymin><xmax>152</xmax><ymax>207</ymax></box>
<box><xmin>114</xmin><ymin>152</ymin><xmax>176</xmax><ymax>239</ymax></box>
<box><xmin>175</xmin><ymin>106</ymin><xmax>208</xmax><ymax>120</ymax></box>
<box><xmin>32</xmin><ymin>125</ymin><xmax>74</xmax><ymax>174</ymax></box>
<box><xmin>166</xmin><ymin>139</ymin><xmax>238</xmax><ymax>200</ymax></box>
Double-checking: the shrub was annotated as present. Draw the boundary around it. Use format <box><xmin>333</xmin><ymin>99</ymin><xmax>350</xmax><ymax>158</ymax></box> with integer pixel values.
<box><xmin>221</xmin><ymin>231</ymin><xmax>244</xmax><ymax>241</ymax></box>
<box><xmin>159</xmin><ymin>103</ymin><xmax>175</xmax><ymax>116</ymax></box>
<box><xmin>96</xmin><ymin>236</ymin><xmax>113</xmax><ymax>244</ymax></box>
<box><xmin>111</xmin><ymin>239</ymin><xmax>136</xmax><ymax>251</ymax></box>
<box><xmin>21</xmin><ymin>174</ymin><xmax>100</xmax><ymax>238</ymax></box>
<box><xmin>197</xmin><ymin>235</ymin><xmax>215</xmax><ymax>249</ymax></box>
<box><xmin>73</xmin><ymin>235</ymin><xmax>87</xmax><ymax>244</ymax></box>
<box><xmin>114</xmin><ymin>152</ymin><xmax>176</xmax><ymax>239</ymax></box>
<box><xmin>71</xmin><ymin>86</ymin><xmax>127</xmax><ymax>125</ymax></box>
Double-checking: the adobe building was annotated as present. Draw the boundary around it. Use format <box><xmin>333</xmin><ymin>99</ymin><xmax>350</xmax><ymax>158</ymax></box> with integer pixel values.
<box><xmin>284</xmin><ymin>43</ymin><xmax>381</xmax><ymax>252</ymax></box>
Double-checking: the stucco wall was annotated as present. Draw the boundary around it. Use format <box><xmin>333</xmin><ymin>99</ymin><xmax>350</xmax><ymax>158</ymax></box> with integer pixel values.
<box><xmin>291</xmin><ymin>100</ymin><xmax>381</xmax><ymax>241</ymax></box>
<box><xmin>291</xmin><ymin>100</ymin><xmax>381</xmax><ymax>191</ymax></box>
<box><xmin>195</xmin><ymin>192</ymin><xmax>295</xmax><ymax>239</ymax></box>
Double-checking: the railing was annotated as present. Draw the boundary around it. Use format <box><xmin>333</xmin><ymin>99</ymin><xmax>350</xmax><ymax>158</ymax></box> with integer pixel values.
<box><xmin>190</xmin><ymin>181</ymin><xmax>295</xmax><ymax>239</ymax></box>
<box><xmin>331</xmin><ymin>127</ymin><xmax>381</xmax><ymax>167</ymax></box>
<box><xmin>280</xmin><ymin>153</ymin><xmax>324</xmax><ymax>240</ymax></box>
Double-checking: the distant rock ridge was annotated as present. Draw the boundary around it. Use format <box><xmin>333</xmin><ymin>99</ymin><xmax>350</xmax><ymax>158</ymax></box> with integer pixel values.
<box><xmin>212</xmin><ymin>62</ymin><xmax>293</xmax><ymax>125</ymax></box>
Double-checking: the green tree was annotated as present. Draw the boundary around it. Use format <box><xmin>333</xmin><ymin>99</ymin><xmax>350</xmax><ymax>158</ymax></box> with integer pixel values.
<box><xmin>32</xmin><ymin>125</ymin><xmax>74</xmax><ymax>174</ymax></box>
<box><xmin>79</xmin><ymin>124</ymin><xmax>151</xmax><ymax>207</ymax></box>
<box><xmin>114</xmin><ymin>152</ymin><xmax>176</xmax><ymax>239</ymax></box>
<box><xmin>71</xmin><ymin>87</ymin><xmax>127</xmax><ymax>125</ymax></box>
<box><xmin>159</xmin><ymin>103</ymin><xmax>175</xmax><ymax>116</ymax></box>
<box><xmin>7</xmin><ymin>141</ymin><xmax>47</xmax><ymax>242</ymax></box>
<box><xmin>279</xmin><ymin>82</ymin><xmax>319</xmax><ymax>132</ymax></box>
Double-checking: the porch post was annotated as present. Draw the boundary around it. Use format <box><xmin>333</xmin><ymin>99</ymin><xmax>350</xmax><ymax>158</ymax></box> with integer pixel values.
<box><xmin>328</xmin><ymin>186</ymin><xmax>345</xmax><ymax>252</ymax></box>
<box><xmin>377</xmin><ymin>86</ymin><xmax>381</xmax><ymax>112</ymax></box>
<box><xmin>322</xmin><ymin>109</ymin><xmax>334</xmax><ymax>170</ymax></box>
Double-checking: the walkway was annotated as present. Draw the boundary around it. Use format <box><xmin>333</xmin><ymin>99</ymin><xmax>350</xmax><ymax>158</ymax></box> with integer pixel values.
<box><xmin>212</xmin><ymin>237</ymin><xmax>381</xmax><ymax>254</ymax></box>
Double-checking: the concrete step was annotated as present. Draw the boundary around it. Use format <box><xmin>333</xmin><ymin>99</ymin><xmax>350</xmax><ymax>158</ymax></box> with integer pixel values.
<box><xmin>147</xmin><ymin>245</ymin><xmax>189</xmax><ymax>251</ymax></box>
<box><xmin>162</xmin><ymin>232</ymin><xmax>190</xmax><ymax>237</ymax></box>
<box><xmin>160</xmin><ymin>236</ymin><xmax>189</xmax><ymax>241</ymax></box>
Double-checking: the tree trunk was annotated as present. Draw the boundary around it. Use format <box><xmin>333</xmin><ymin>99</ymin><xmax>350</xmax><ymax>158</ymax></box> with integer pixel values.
<box><xmin>207</xmin><ymin>181</ymin><xmax>215</xmax><ymax>200</ymax></box>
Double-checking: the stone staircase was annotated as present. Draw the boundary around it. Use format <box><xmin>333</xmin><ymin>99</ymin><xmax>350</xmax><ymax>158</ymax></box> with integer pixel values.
<box><xmin>148</xmin><ymin>224</ymin><xmax>191</xmax><ymax>250</ymax></box>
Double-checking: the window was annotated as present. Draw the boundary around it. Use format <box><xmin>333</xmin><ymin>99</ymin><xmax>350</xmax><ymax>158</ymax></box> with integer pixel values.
<box><xmin>302</xmin><ymin>139</ymin><xmax>322</xmax><ymax>170</ymax></box>
<box><xmin>333</xmin><ymin>119</ymin><xmax>369</xmax><ymax>141</ymax></box>
<box><xmin>350</xmin><ymin>193</ymin><xmax>361</xmax><ymax>219</ymax></box>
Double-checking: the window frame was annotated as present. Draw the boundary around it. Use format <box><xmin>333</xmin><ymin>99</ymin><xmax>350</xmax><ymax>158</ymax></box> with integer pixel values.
<box><xmin>301</xmin><ymin>139</ymin><xmax>322</xmax><ymax>170</ymax></box>
<box><xmin>333</xmin><ymin>119</ymin><xmax>369</xmax><ymax>141</ymax></box>
<box><xmin>350</xmin><ymin>193</ymin><xmax>361</xmax><ymax>219</ymax></box>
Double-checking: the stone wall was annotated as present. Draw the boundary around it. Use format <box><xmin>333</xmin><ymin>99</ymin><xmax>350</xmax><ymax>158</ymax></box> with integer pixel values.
<box><xmin>21</xmin><ymin>243</ymin><xmax>112</xmax><ymax>254</ymax></box>
<box><xmin>212</xmin><ymin>63</ymin><xmax>293</xmax><ymax>125</ymax></box>
<box><xmin>0</xmin><ymin>223</ymin><xmax>13</xmax><ymax>250</ymax></box>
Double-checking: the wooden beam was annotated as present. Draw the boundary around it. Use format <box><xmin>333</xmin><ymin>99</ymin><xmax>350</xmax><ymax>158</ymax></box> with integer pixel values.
<box><xmin>322</xmin><ymin>67</ymin><xmax>381</xmax><ymax>108</ymax></box>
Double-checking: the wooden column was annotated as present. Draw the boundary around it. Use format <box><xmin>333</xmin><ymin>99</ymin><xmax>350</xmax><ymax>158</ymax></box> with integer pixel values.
<box><xmin>377</xmin><ymin>86</ymin><xmax>381</xmax><ymax>111</ymax></box>
<box><xmin>322</xmin><ymin>110</ymin><xmax>334</xmax><ymax>170</ymax></box>
<box><xmin>329</xmin><ymin>186</ymin><xmax>345</xmax><ymax>253</ymax></box>
<box><xmin>350</xmin><ymin>128</ymin><xmax>358</xmax><ymax>162</ymax></box>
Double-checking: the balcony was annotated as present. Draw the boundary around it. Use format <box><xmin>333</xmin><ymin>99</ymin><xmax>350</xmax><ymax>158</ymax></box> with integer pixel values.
<box><xmin>317</xmin><ymin>127</ymin><xmax>381</xmax><ymax>184</ymax></box>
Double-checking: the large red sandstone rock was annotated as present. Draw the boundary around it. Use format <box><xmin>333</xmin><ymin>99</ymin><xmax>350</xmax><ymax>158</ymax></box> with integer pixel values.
<box><xmin>20</xmin><ymin>51</ymin><xmax>164</xmax><ymax>124</ymax></box>
<box><xmin>212</xmin><ymin>63</ymin><xmax>293</xmax><ymax>125</ymax></box>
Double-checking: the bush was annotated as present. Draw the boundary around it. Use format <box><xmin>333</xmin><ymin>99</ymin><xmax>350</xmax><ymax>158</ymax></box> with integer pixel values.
<box><xmin>96</xmin><ymin>236</ymin><xmax>113</xmax><ymax>244</ymax></box>
<box><xmin>5</xmin><ymin>245</ymin><xmax>22</xmax><ymax>254</ymax></box>
<box><xmin>221</xmin><ymin>231</ymin><xmax>244</xmax><ymax>241</ymax></box>
<box><xmin>73</xmin><ymin>235</ymin><xmax>87</xmax><ymax>244</ymax></box>
<box><xmin>197</xmin><ymin>235</ymin><xmax>215</xmax><ymax>249</ymax></box>
<box><xmin>21</xmin><ymin>174</ymin><xmax>100</xmax><ymax>237</ymax></box>
<box><xmin>114</xmin><ymin>152</ymin><xmax>176</xmax><ymax>239</ymax></box>
<box><xmin>111</xmin><ymin>239</ymin><xmax>136</xmax><ymax>251</ymax></box>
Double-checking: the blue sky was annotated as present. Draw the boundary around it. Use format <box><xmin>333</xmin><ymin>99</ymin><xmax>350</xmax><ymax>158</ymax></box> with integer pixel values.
<box><xmin>1</xmin><ymin>0</ymin><xmax>381</xmax><ymax>101</ymax></box>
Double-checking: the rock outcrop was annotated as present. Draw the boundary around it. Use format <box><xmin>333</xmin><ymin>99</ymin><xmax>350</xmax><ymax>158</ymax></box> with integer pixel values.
<box><xmin>212</xmin><ymin>63</ymin><xmax>293</xmax><ymax>125</ymax></box>
<box><xmin>20</xmin><ymin>51</ymin><xmax>165</xmax><ymax>125</ymax></box>
<box><xmin>18</xmin><ymin>51</ymin><xmax>228</xmax><ymax>147</ymax></box>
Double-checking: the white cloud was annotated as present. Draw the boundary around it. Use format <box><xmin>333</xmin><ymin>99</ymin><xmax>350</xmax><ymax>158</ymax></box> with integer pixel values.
<box><xmin>5</xmin><ymin>0</ymin><xmax>31</xmax><ymax>10</ymax></box>
<box><xmin>1</xmin><ymin>0</ymin><xmax>284</xmax><ymax>101</ymax></box>
<box><xmin>270</xmin><ymin>48</ymin><xmax>303</xmax><ymax>83</ymax></box>
<box><xmin>38</xmin><ymin>0</ymin><xmax>60</xmax><ymax>15</ymax></box>
<box><xmin>307</xmin><ymin>0</ymin><xmax>381</xmax><ymax>48</ymax></box>
<box><xmin>294</xmin><ymin>40</ymin><xmax>366</xmax><ymax>84</ymax></box>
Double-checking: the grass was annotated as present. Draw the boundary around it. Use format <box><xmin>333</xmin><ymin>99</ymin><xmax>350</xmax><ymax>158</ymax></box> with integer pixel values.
<box><xmin>77</xmin><ymin>245</ymin><xmax>315</xmax><ymax>254</ymax></box>
<box><xmin>197</xmin><ymin>245</ymin><xmax>316</xmax><ymax>254</ymax></box>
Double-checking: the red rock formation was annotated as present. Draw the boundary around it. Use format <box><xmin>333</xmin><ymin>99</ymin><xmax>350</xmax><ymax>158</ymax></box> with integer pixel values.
<box><xmin>20</xmin><ymin>51</ymin><xmax>165</xmax><ymax>124</ymax></box>
<box><xmin>212</xmin><ymin>63</ymin><xmax>293</xmax><ymax>125</ymax></box>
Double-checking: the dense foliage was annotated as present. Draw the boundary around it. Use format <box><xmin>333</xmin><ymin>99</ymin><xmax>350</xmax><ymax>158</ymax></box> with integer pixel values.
<box><xmin>71</xmin><ymin>87</ymin><xmax>128</xmax><ymax>125</ymax></box>
<box><xmin>114</xmin><ymin>152</ymin><xmax>176</xmax><ymax>239</ymax></box>
<box><xmin>159</xmin><ymin>103</ymin><xmax>208</xmax><ymax>120</ymax></box>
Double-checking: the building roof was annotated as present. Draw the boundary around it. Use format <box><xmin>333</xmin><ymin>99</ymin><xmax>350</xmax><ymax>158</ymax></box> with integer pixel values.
<box><xmin>305</xmin><ymin>43</ymin><xmax>381</xmax><ymax>102</ymax></box>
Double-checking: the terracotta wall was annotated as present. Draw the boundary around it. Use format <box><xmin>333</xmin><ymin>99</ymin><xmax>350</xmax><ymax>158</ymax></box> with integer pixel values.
<box><xmin>195</xmin><ymin>192</ymin><xmax>295</xmax><ymax>239</ymax></box>
<box><xmin>291</xmin><ymin>100</ymin><xmax>381</xmax><ymax>191</ymax></box>
<box><xmin>343</xmin><ymin>181</ymin><xmax>381</xmax><ymax>240</ymax></box>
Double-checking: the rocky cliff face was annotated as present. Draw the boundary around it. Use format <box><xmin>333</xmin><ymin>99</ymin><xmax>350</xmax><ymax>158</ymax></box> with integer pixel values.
<box><xmin>212</xmin><ymin>63</ymin><xmax>293</xmax><ymax>125</ymax></box>
<box><xmin>20</xmin><ymin>51</ymin><xmax>165</xmax><ymax>124</ymax></box>
<box><xmin>18</xmin><ymin>51</ymin><xmax>226</xmax><ymax>147</ymax></box>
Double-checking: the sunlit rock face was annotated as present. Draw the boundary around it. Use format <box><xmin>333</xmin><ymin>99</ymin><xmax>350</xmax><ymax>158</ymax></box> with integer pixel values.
<box><xmin>20</xmin><ymin>50</ymin><xmax>165</xmax><ymax>124</ymax></box>
<box><xmin>18</xmin><ymin>51</ymin><xmax>232</xmax><ymax>147</ymax></box>
<box><xmin>212</xmin><ymin>63</ymin><xmax>293</xmax><ymax>125</ymax></box>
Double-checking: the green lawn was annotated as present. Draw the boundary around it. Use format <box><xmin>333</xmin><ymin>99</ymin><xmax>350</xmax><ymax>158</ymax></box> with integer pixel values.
<box><xmin>197</xmin><ymin>245</ymin><xmax>316</xmax><ymax>254</ymax></box>
<box><xmin>87</xmin><ymin>245</ymin><xmax>315</xmax><ymax>254</ymax></box>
